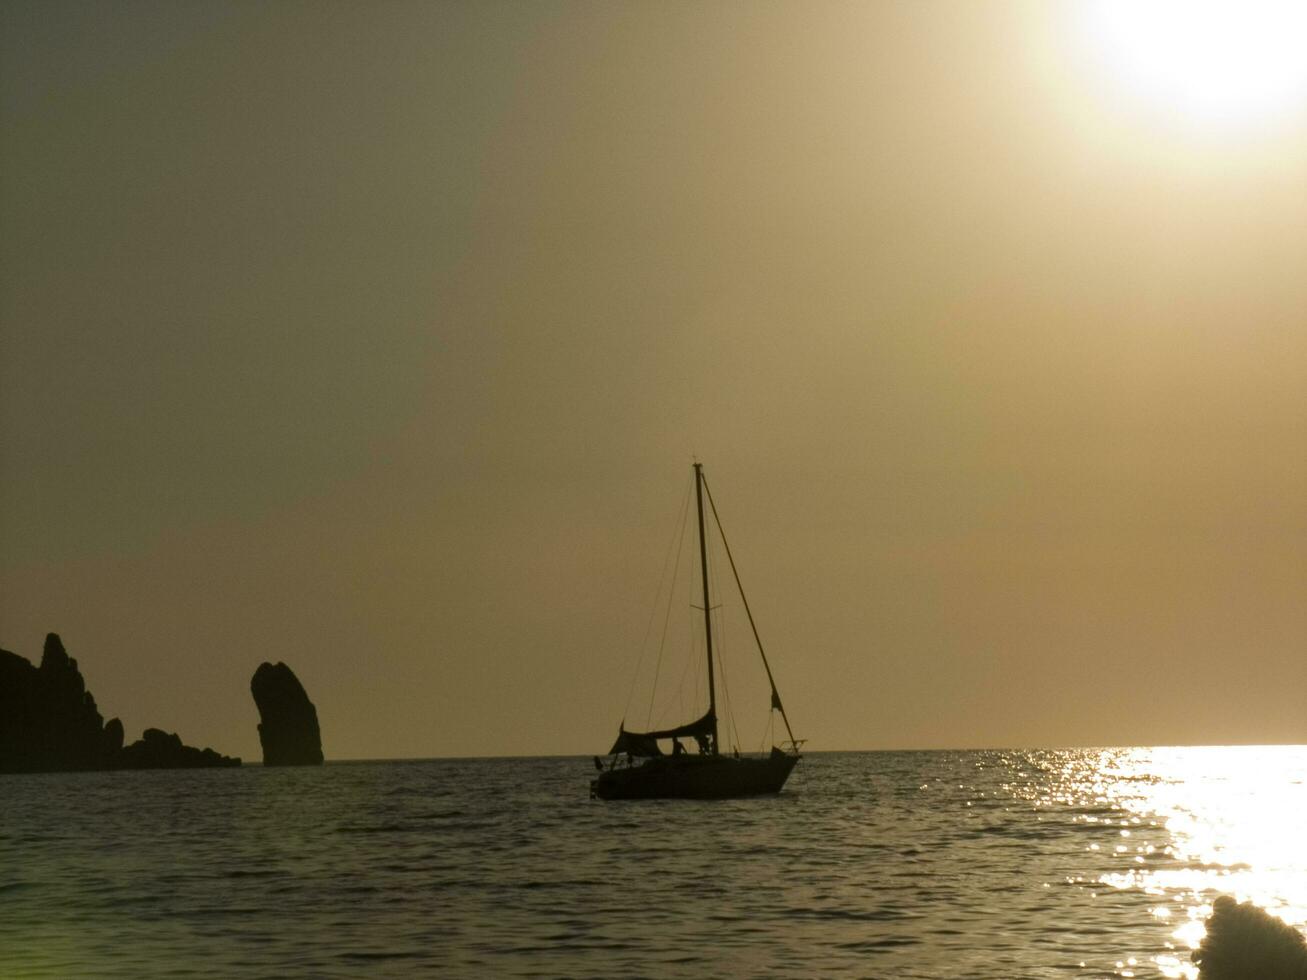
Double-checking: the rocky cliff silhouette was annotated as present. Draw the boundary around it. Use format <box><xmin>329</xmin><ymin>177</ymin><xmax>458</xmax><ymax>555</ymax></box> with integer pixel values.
<box><xmin>250</xmin><ymin>662</ymin><xmax>323</xmax><ymax>765</ymax></box>
<box><xmin>0</xmin><ymin>633</ymin><xmax>239</xmax><ymax>773</ymax></box>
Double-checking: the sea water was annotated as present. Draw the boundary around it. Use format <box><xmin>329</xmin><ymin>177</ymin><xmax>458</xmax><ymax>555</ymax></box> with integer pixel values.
<box><xmin>3</xmin><ymin>748</ymin><xmax>1306</xmax><ymax>979</ymax></box>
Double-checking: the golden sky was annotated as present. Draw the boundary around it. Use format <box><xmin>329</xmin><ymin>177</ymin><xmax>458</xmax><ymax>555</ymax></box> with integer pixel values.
<box><xmin>3</xmin><ymin>1</ymin><xmax>1305</xmax><ymax>759</ymax></box>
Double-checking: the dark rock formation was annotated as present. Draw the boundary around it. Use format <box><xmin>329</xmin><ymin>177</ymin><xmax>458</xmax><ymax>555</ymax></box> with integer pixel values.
<box><xmin>119</xmin><ymin>728</ymin><xmax>239</xmax><ymax>769</ymax></box>
<box><xmin>0</xmin><ymin>633</ymin><xmax>240</xmax><ymax>773</ymax></box>
<box><xmin>251</xmin><ymin>662</ymin><xmax>323</xmax><ymax>765</ymax></box>
<box><xmin>104</xmin><ymin>716</ymin><xmax>125</xmax><ymax>754</ymax></box>
<box><xmin>1194</xmin><ymin>895</ymin><xmax>1307</xmax><ymax>980</ymax></box>
<box><xmin>1</xmin><ymin>634</ymin><xmax>122</xmax><ymax>773</ymax></box>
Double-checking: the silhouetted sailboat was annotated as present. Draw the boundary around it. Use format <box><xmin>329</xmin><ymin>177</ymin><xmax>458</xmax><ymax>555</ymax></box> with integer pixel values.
<box><xmin>591</xmin><ymin>462</ymin><xmax>802</xmax><ymax>800</ymax></box>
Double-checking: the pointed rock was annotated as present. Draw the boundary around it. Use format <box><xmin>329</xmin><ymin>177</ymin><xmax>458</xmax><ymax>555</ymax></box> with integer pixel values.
<box><xmin>2</xmin><ymin>633</ymin><xmax>107</xmax><ymax>772</ymax></box>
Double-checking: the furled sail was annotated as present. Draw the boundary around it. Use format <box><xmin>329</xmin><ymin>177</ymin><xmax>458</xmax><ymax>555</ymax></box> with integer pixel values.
<box><xmin>608</xmin><ymin>709</ymin><xmax>716</xmax><ymax>757</ymax></box>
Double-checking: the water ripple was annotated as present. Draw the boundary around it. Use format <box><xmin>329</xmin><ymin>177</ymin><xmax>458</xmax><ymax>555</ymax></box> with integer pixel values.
<box><xmin>2</xmin><ymin>750</ymin><xmax>1306</xmax><ymax>978</ymax></box>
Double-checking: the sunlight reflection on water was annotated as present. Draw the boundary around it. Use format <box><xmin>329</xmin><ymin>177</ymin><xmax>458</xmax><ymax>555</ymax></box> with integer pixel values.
<box><xmin>1062</xmin><ymin>746</ymin><xmax>1307</xmax><ymax>979</ymax></box>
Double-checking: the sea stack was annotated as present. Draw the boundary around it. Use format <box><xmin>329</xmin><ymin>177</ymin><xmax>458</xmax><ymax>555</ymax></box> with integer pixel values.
<box><xmin>250</xmin><ymin>662</ymin><xmax>323</xmax><ymax>766</ymax></box>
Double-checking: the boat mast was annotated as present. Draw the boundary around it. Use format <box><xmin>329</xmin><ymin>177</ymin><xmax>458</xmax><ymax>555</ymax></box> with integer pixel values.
<box><xmin>693</xmin><ymin>462</ymin><xmax>719</xmax><ymax>755</ymax></box>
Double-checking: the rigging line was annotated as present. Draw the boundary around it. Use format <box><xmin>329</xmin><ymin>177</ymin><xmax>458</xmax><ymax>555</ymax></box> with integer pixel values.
<box><xmin>655</xmin><ymin>538</ymin><xmax>700</xmax><ymax>731</ymax></box>
<box><xmin>660</xmin><ymin>596</ymin><xmax>697</xmax><ymax>730</ymax></box>
<box><xmin>624</xmin><ymin>480</ymin><xmax>695</xmax><ymax>726</ymax></box>
<box><xmin>708</xmin><ymin>533</ymin><xmax>742</xmax><ymax>754</ymax></box>
<box><xmin>643</xmin><ymin>481</ymin><xmax>692</xmax><ymax>728</ymax></box>
<box><xmin>719</xmin><ymin>633</ymin><xmax>742</xmax><ymax>754</ymax></box>
<box><xmin>708</xmin><ymin>531</ymin><xmax>727</xmax><ymax>740</ymax></box>
<box><xmin>701</xmin><ymin>475</ymin><xmax>798</xmax><ymax>748</ymax></box>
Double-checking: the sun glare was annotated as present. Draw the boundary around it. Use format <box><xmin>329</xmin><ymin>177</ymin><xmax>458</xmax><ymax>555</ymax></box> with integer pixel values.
<box><xmin>1083</xmin><ymin>0</ymin><xmax>1307</xmax><ymax>126</ymax></box>
<box><xmin>1097</xmin><ymin>747</ymin><xmax>1307</xmax><ymax>956</ymax></box>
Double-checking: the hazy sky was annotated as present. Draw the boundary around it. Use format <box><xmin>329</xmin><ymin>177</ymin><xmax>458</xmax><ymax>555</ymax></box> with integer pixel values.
<box><xmin>3</xmin><ymin>1</ymin><xmax>1305</xmax><ymax>760</ymax></box>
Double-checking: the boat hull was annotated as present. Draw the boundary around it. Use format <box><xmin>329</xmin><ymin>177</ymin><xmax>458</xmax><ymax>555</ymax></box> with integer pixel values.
<box><xmin>591</xmin><ymin>750</ymin><xmax>798</xmax><ymax>801</ymax></box>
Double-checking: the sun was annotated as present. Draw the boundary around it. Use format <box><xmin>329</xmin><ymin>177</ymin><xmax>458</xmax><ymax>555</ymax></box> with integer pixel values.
<box><xmin>1082</xmin><ymin>0</ymin><xmax>1307</xmax><ymax>126</ymax></box>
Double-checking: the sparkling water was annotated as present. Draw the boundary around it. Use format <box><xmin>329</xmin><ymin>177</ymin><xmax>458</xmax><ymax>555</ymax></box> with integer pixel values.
<box><xmin>3</xmin><ymin>748</ymin><xmax>1305</xmax><ymax>978</ymax></box>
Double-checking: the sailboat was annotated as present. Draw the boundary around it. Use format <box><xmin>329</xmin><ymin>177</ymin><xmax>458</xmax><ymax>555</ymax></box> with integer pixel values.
<box><xmin>590</xmin><ymin>462</ymin><xmax>802</xmax><ymax>801</ymax></box>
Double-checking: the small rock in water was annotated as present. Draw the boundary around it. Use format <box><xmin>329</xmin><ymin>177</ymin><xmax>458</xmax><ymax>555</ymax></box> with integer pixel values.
<box><xmin>120</xmin><ymin>728</ymin><xmax>240</xmax><ymax>769</ymax></box>
<box><xmin>1193</xmin><ymin>895</ymin><xmax>1307</xmax><ymax>980</ymax></box>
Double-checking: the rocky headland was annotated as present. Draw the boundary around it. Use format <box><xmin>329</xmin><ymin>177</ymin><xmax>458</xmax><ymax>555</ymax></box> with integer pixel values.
<box><xmin>250</xmin><ymin>661</ymin><xmax>324</xmax><ymax>765</ymax></box>
<box><xmin>0</xmin><ymin>633</ymin><xmax>240</xmax><ymax>773</ymax></box>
